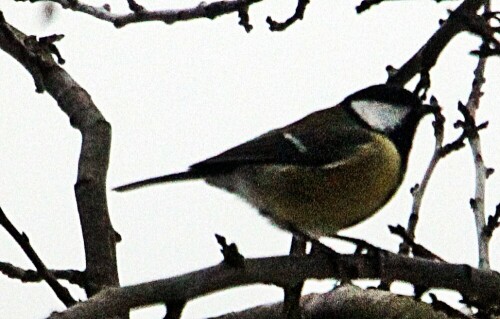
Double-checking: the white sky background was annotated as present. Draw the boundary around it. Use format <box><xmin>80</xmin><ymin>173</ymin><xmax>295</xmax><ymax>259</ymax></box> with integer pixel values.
<box><xmin>0</xmin><ymin>1</ymin><xmax>499</xmax><ymax>318</ymax></box>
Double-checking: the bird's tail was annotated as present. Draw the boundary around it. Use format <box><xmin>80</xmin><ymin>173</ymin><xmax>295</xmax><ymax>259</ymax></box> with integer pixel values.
<box><xmin>113</xmin><ymin>171</ymin><xmax>205</xmax><ymax>192</ymax></box>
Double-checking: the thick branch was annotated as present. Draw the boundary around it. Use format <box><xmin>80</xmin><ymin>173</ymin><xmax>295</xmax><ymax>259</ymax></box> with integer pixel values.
<box><xmin>0</xmin><ymin>12</ymin><xmax>119</xmax><ymax>298</ymax></box>
<box><xmin>48</xmin><ymin>252</ymin><xmax>500</xmax><ymax>318</ymax></box>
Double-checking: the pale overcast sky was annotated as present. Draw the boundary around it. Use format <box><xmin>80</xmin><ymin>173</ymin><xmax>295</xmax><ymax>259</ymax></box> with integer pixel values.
<box><xmin>0</xmin><ymin>1</ymin><xmax>499</xmax><ymax>318</ymax></box>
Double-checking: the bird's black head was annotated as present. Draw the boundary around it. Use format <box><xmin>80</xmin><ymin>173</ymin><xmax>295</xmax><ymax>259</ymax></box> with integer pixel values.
<box><xmin>345</xmin><ymin>84</ymin><xmax>434</xmax><ymax>168</ymax></box>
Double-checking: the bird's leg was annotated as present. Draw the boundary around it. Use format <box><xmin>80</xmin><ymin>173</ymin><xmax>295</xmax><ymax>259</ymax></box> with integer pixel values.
<box><xmin>285</xmin><ymin>225</ymin><xmax>338</xmax><ymax>257</ymax></box>
<box><xmin>258</xmin><ymin>209</ymin><xmax>306</xmax><ymax>319</ymax></box>
<box><xmin>282</xmin><ymin>234</ymin><xmax>306</xmax><ymax>319</ymax></box>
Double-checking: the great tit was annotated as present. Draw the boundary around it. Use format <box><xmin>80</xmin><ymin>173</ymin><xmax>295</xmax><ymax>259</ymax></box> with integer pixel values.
<box><xmin>115</xmin><ymin>84</ymin><xmax>432</xmax><ymax>238</ymax></box>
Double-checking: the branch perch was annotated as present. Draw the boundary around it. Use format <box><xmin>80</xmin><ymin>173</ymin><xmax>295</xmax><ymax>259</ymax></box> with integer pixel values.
<box><xmin>47</xmin><ymin>251</ymin><xmax>500</xmax><ymax>319</ymax></box>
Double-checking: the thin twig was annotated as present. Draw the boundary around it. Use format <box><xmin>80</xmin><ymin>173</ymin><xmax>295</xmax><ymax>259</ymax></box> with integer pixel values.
<box><xmin>404</xmin><ymin>98</ymin><xmax>445</xmax><ymax>248</ymax></box>
<box><xmin>389</xmin><ymin>225</ymin><xmax>444</xmax><ymax>262</ymax></box>
<box><xmin>14</xmin><ymin>0</ymin><xmax>264</xmax><ymax>29</ymax></box>
<box><xmin>0</xmin><ymin>261</ymin><xmax>86</xmax><ymax>287</ymax></box>
<box><xmin>460</xmin><ymin>1</ymin><xmax>491</xmax><ymax>270</ymax></box>
<box><xmin>356</xmin><ymin>0</ymin><xmax>386</xmax><ymax>13</ymax></box>
<box><xmin>0</xmin><ymin>206</ymin><xmax>76</xmax><ymax>307</ymax></box>
<box><xmin>266</xmin><ymin>0</ymin><xmax>310</xmax><ymax>31</ymax></box>
<box><xmin>483</xmin><ymin>203</ymin><xmax>500</xmax><ymax>241</ymax></box>
<box><xmin>429</xmin><ymin>293</ymin><xmax>473</xmax><ymax>319</ymax></box>
<box><xmin>126</xmin><ymin>0</ymin><xmax>144</xmax><ymax>13</ymax></box>
<box><xmin>238</xmin><ymin>6</ymin><xmax>253</xmax><ymax>32</ymax></box>
<box><xmin>464</xmin><ymin>50</ymin><xmax>489</xmax><ymax>270</ymax></box>
<box><xmin>215</xmin><ymin>234</ymin><xmax>245</xmax><ymax>268</ymax></box>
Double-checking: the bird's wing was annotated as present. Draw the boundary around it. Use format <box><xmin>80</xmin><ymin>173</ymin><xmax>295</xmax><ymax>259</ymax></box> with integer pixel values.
<box><xmin>189</xmin><ymin>127</ymin><xmax>374</xmax><ymax>174</ymax></box>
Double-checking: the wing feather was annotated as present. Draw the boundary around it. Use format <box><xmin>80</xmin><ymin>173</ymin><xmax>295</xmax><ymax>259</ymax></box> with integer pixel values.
<box><xmin>189</xmin><ymin>128</ymin><xmax>374</xmax><ymax>174</ymax></box>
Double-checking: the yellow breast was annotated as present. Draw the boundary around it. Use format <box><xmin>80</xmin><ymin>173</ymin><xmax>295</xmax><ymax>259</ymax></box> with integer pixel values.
<box><xmin>247</xmin><ymin>133</ymin><xmax>403</xmax><ymax>237</ymax></box>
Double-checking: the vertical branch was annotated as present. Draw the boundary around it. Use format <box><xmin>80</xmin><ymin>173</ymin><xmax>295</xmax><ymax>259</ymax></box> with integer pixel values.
<box><xmin>405</xmin><ymin>100</ymin><xmax>444</xmax><ymax>247</ymax></box>
<box><xmin>464</xmin><ymin>57</ymin><xmax>489</xmax><ymax>270</ymax></box>
<box><xmin>72</xmin><ymin>93</ymin><xmax>118</xmax><ymax>294</ymax></box>
<box><xmin>46</xmin><ymin>62</ymin><xmax>120</xmax><ymax>297</ymax></box>
<box><xmin>462</xmin><ymin>0</ymin><xmax>490</xmax><ymax>271</ymax></box>
<box><xmin>0</xmin><ymin>12</ymin><xmax>122</xmax><ymax>306</ymax></box>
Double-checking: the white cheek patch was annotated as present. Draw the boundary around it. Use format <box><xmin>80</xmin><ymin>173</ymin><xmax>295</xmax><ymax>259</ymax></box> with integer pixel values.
<box><xmin>283</xmin><ymin>133</ymin><xmax>308</xmax><ymax>153</ymax></box>
<box><xmin>350</xmin><ymin>100</ymin><xmax>410</xmax><ymax>132</ymax></box>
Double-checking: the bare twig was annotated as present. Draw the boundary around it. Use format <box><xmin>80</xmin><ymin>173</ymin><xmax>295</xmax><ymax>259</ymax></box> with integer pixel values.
<box><xmin>47</xmin><ymin>251</ymin><xmax>500</xmax><ymax>319</ymax></box>
<box><xmin>126</xmin><ymin>0</ymin><xmax>144</xmax><ymax>13</ymax></box>
<box><xmin>238</xmin><ymin>6</ymin><xmax>253</xmax><ymax>33</ymax></box>
<box><xmin>463</xmin><ymin>46</ymin><xmax>489</xmax><ymax>269</ymax></box>
<box><xmin>403</xmin><ymin>98</ymin><xmax>445</xmax><ymax>248</ymax></box>
<box><xmin>215</xmin><ymin>234</ymin><xmax>245</xmax><ymax>267</ymax></box>
<box><xmin>15</xmin><ymin>0</ymin><xmax>264</xmax><ymax>29</ymax></box>
<box><xmin>266</xmin><ymin>0</ymin><xmax>309</xmax><ymax>31</ymax></box>
<box><xmin>0</xmin><ymin>261</ymin><xmax>86</xmax><ymax>287</ymax></box>
<box><xmin>389</xmin><ymin>225</ymin><xmax>444</xmax><ymax>262</ymax></box>
<box><xmin>454</xmin><ymin>7</ymin><xmax>500</xmax><ymax>53</ymax></box>
<box><xmin>402</xmin><ymin>95</ymin><xmax>487</xmax><ymax>254</ymax></box>
<box><xmin>461</xmin><ymin>0</ymin><xmax>491</xmax><ymax>269</ymax></box>
<box><xmin>0</xmin><ymin>206</ymin><xmax>76</xmax><ymax>307</ymax></box>
<box><xmin>483</xmin><ymin>203</ymin><xmax>500</xmax><ymax>240</ymax></box>
<box><xmin>429</xmin><ymin>293</ymin><xmax>473</xmax><ymax>319</ymax></box>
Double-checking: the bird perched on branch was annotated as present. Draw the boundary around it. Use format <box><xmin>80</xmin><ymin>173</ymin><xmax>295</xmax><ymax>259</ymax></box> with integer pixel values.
<box><xmin>115</xmin><ymin>84</ymin><xmax>433</xmax><ymax>238</ymax></box>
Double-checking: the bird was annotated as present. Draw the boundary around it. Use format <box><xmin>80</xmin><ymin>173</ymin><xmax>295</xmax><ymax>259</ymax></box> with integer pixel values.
<box><xmin>114</xmin><ymin>84</ymin><xmax>433</xmax><ymax>238</ymax></box>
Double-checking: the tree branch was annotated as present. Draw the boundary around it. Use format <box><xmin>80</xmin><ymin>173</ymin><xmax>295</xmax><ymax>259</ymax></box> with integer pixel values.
<box><xmin>0</xmin><ymin>261</ymin><xmax>86</xmax><ymax>287</ymax></box>
<box><xmin>390</xmin><ymin>225</ymin><xmax>444</xmax><ymax>262</ymax></box>
<box><xmin>266</xmin><ymin>0</ymin><xmax>310</xmax><ymax>31</ymax></box>
<box><xmin>356</xmin><ymin>0</ymin><xmax>387</xmax><ymax>14</ymax></box>
<box><xmin>483</xmin><ymin>203</ymin><xmax>500</xmax><ymax>242</ymax></box>
<box><xmin>0</xmin><ymin>12</ymin><xmax>120</xmax><ymax>300</ymax></box>
<box><xmin>0</xmin><ymin>206</ymin><xmax>77</xmax><ymax>307</ymax></box>
<box><xmin>403</xmin><ymin>99</ymin><xmax>445</xmax><ymax>250</ymax></box>
<box><xmin>15</xmin><ymin>0</ymin><xmax>264</xmax><ymax>29</ymax></box>
<box><xmin>463</xmin><ymin>50</ymin><xmax>489</xmax><ymax>269</ymax></box>
<box><xmin>387</xmin><ymin>0</ymin><xmax>484</xmax><ymax>87</ymax></box>
<box><xmin>47</xmin><ymin>250</ymin><xmax>500</xmax><ymax>319</ymax></box>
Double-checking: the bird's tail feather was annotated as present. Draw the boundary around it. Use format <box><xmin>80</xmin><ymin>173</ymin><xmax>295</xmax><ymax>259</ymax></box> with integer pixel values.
<box><xmin>113</xmin><ymin>171</ymin><xmax>205</xmax><ymax>192</ymax></box>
